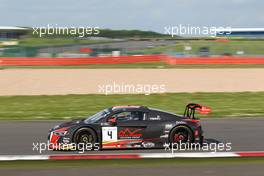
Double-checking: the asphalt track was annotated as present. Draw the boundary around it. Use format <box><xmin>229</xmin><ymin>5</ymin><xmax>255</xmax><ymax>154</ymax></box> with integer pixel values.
<box><xmin>1</xmin><ymin>163</ymin><xmax>264</xmax><ymax>176</ymax></box>
<box><xmin>0</xmin><ymin>118</ymin><xmax>263</xmax><ymax>155</ymax></box>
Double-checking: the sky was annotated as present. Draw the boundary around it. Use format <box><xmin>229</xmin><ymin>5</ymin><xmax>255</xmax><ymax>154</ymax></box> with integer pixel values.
<box><xmin>0</xmin><ymin>0</ymin><xmax>263</xmax><ymax>33</ymax></box>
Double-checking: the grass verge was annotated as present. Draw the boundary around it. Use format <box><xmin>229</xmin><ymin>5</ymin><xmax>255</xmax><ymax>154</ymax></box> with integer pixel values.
<box><xmin>2</xmin><ymin>62</ymin><xmax>264</xmax><ymax>69</ymax></box>
<box><xmin>129</xmin><ymin>40</ymin><xmax>264</xmax><ymax>55</ymax></box>
<box><xmin>0</xmin><ymin>92</ymin><xmax>264</xmax><ymax>120</ymax></box>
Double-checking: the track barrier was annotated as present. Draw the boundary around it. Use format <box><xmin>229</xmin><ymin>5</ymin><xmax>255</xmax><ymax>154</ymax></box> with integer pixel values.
<box><xmin>0</xmin><ymin>55</ymin><xmax>163</xmax><ymax>66</ymax></box>
<box><xmin>1</xmin><ymin>55</ymin><xmax>264</xmax><ymax>66</ymax></box>
<box><xmin>165</xmin><ymin>56</ymin><xmax>264</xmax><ymax>65</ymax></box>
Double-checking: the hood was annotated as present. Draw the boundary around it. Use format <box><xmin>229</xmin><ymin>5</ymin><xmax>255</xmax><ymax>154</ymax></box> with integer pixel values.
<box><xmin>53</xmin><ymin>119</ymin><xmax>84</xmax><ymax>129</ymax></box>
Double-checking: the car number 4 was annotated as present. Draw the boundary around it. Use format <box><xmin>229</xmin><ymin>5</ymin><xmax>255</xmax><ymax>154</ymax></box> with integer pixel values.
<box><xmin>102</xmin><ymin>127</ymin><xmax>117</xmax><ymax>142</ymax></box>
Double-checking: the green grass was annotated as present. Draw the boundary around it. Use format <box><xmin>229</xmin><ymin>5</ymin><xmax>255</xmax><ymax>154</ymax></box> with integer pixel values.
<box><xmin>2</xmin><ymin>62</ymin><xmax>264</xmax><ymax>69</ymax></box>
<box><xmin>0</xmin><ymin>62</ymin><xmax>169</xmax><ymax>69</ymax></box>
<box><xmin>0</xmin><ymin>92</ymin><xmax>264</xmax><ymax>120</ymax></box>
<box><xmin>129</xmin><ymin>40</ymin><xmax>264</xmax><ymax>55</ymax></box>
<box><xmin>6</xmin><ymin>38</ymin><xmax>264</xmax><ymax>55</ymax></box>
<box><xmin>0</xmin><ymin>158</ymin><xmax>263</xmax><ymax>168</ymax></box>
<box><xmin>18</xmin><ymin>37</ymin><xmax>112</xmax><ymax>47</ymax></box>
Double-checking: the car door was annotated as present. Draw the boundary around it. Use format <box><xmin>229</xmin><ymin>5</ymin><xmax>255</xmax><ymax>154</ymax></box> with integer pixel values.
<box><xmin>115</xmin><ymin>111</ymin><xmax>147</xmax><ymax>148</ymax></box>
<box><xmin>142</xmin><ymin>110</ymin><xmax>167</xmax><ymax>147</ymax></box>
<box><xmin>101</xmin><ymin>110</ymin><xmax>148</xmax><ymax>149</ymax></box>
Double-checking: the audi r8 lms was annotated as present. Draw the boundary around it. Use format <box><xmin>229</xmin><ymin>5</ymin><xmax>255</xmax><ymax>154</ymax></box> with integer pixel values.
<box><xmin>48</xmin><ymin>103</ymin><xmax>211</xmax><ymax>150</ymax></box>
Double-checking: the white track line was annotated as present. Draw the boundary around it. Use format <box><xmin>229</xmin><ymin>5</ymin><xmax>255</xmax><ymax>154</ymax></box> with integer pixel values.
<box><xmin>0</xmin><ymin>155</ymin><xmax>49</xmax><ymax>161</ymax></box>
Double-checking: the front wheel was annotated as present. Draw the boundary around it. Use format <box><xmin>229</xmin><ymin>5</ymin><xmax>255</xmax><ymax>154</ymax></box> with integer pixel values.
<box><xmin>73</xmin><ymin>128</ymin><xmax>97</xmax><ymax>150</ymax></box>
<box><xmin>169</xmin><ymin>126</ymin><xmax>194</xmax><ymax>144</ymax></box>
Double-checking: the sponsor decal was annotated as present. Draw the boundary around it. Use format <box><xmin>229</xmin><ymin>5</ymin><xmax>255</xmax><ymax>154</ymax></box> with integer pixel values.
<box><xmin>118</xmin><ymin>128</ymin><xmax>142</xmax><ymax>139</ymax></box>
<box><xmin>133</xmin><ymin>144</ymin><xmax>142</xmax><ymax>148</ymax></box>
<box><xmin>160</xmin><ymin>134</ymin><xmax>169</xmax><ymax>138</ymax></box>
<box><xmin>142</xmin><ymin>142</ymin><xmax>155</xmax><ymax>148</ymax></box>
<box><xmin>149</xmin><ymin>115</ymin><xmax>161</xmax><ymax>120</ymax></box>
<box><xmin>176</xmin><ymin>121</ymin><xmax>186</xmax><ymax>125</ymax></box>
<box><xmin>62</xmin><ymin>137</ymin><xmax>70</xmax><ymax>144</ymax></box>
<box><xmin>102</xmin><ymin>139</ymin><xmax>143</xmax><ymax>149</ymax></box>
<box><xmin>165</xmin><ymin>124</ymin><xmax>173</xmax><ymax>129</ymax></box>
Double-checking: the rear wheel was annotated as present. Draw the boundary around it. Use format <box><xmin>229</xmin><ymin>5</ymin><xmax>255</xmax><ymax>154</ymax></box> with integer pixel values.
<box><xmin>169</xmin><ymin>126</ymin><xmax>194</xmax><ymax>144</ymax></box>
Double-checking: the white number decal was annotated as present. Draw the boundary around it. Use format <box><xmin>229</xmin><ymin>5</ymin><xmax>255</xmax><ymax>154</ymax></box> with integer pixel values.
<box><xmin>102</xmin><ymin>127</ymin><xmax>117</xmax><ymax>142</ymax></box>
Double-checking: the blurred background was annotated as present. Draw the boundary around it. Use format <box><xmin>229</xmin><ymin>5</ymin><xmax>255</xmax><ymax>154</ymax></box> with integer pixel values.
<box><xmin>1</xmin><ymin>26</ymin><xmax>264</xmax><ymax>58</ymax></box>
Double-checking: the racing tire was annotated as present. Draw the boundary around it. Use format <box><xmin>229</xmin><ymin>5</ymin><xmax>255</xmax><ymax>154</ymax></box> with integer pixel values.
<box><xmin>73</xmin><ymin>127</ymin><xmax>98</xmax><ymax>150</ymax></box>
<box><xmin>169</xmin><ymin>125</ymin><xmax>194</xmax><ymax>144</ymax></box>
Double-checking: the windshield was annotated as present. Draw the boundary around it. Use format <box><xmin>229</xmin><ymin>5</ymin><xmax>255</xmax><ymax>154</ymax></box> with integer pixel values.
<box><xmin>84</xmin><ymin>108</ymin><xmax>111</xmax><ymax>123</ymax></box>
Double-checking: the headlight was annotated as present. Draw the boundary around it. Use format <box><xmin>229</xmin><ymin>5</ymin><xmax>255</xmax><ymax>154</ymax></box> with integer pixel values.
<box><xmin>53</xmin><ymin>131</ymin><xmax>68</xmax><ymax>136</ymax></box>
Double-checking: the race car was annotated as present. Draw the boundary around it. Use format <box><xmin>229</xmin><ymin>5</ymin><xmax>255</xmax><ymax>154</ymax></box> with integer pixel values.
<box><xmin>48</xmin><ymin>103</ymin><xmax>211</xmax><ymax>150</ymax></box>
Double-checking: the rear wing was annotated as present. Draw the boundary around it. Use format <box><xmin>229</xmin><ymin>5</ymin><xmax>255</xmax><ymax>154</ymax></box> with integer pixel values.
<box><xmin>183</xmin><ymin>103</ymin><xmax>212</xmax><ymax>119</ymax></box>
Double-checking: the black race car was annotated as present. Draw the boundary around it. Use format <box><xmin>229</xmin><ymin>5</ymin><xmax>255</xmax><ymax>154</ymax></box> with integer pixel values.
<box><xmin>48</xmin><ymin>103</ymin><xmax>211</xmax><ymax>150</ymax></box>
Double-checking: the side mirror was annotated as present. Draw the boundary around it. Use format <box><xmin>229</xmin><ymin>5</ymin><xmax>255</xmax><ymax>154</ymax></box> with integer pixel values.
<box><xmin>108</xmin><ymin>117</ymin><xmax>117</xmax><ymax>126</ymax></box>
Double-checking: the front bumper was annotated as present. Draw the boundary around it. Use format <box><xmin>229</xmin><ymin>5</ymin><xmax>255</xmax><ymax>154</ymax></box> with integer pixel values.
<box><xmin>48</xmin><ymin>130</ymin><xmax>73</xmax><ymax>150</ymax></box>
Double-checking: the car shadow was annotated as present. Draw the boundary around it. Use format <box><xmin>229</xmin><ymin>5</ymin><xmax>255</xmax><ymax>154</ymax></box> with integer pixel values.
<box><xmin>204</xmin><ymin>138</ymin><xmax>221</xmax><ymax>144</ymax></box>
